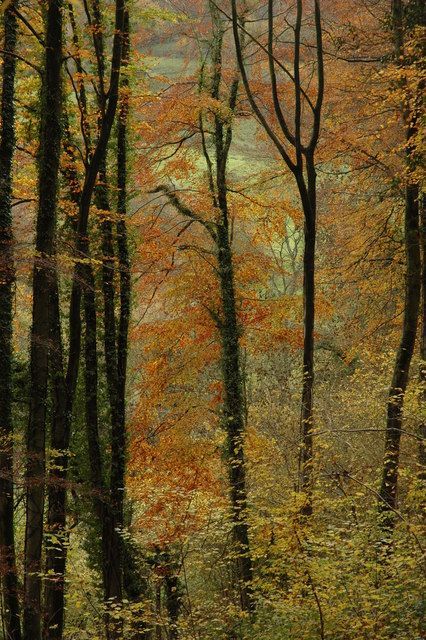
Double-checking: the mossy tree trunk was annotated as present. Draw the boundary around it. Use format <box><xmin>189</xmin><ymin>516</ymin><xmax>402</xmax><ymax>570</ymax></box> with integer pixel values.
<box><xmin>378</xmin><ymin>0</ymin><xmax>423</xmax><ymax>542</ymax></box>
<box><xmin>0</xmin><ymin>4</ymin><xmax>22</xmax><ymax>638</ymax></box>
<box><xmin>24</xmin><ymin>0</ymin><xmax>63</xmax><ymax>636</ymax></box>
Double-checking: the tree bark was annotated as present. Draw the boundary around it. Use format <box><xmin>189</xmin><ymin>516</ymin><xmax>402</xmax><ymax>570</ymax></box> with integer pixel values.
<box><xmin>297</xmin><ymin>158</ymin><xmax>317</xmax><ymax>516</ymax></box>
<box><xmin>89</xmin><ymin>1</ymin><xmax>128</xmax><ymax>628</ymax></box>
<box><xmin>378</xmin><ymin>0</ymin><xmax>423</xmax><ymax>541</ymax></box>
<box><xmin>378</xmin><ymin>182</ymin><xmax>421</xmax><ymax>537</ymax></box>
<box><xmin>419</xmin><ymin>194</ymin><xmax>426</xmax><ymax>480</ymax></box>
<box><xmin>0</xmin><ymin>3</ymin><xmax>22</xmax><ymax>638</ymax></box>
<box><xmin>43</xmin><ymin>281</ymin><xmax>70</xmax><ymax>640</ymax></box>
<box><xmin>24</xmin><ymin>0</ymin><xmax>63</xmax><ymax>635</ymax></box>
<box><xmin>216</xmin><ymin>223</ymin><xmax>255</xmax><ymax>614</ymax></box>
<box><xmin>102</xmin><ymin>10</ymin><xmax>131</xmax><ymax>615</ymax></box>
<box><xmin>116</xmin><ymin>9</ymin><xmax>131</xmax><ymax>420</ymax></box>
<box><xmin>96</xmin><ymin>162</ymin><xmax>125</xmax><ymax>625</ymax></box>
<box><xmin>102</xmin><ymin>10</ymin><xmax>132</xmax><ymax>630</ymax></box>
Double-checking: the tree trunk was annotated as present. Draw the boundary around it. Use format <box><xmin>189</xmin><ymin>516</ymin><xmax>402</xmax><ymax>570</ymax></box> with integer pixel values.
<box><xmin>43</xmin><ymin>281</ymin><xmax>70</xmax><ymax>640</ymax></box>
<box><xmin>97</xmin><ymin>163</ymin><xmax>124</xmax><ymax>626</ymax></box>
<box><xmin>118</xmin><ymin>21</ymin><xmax>144</xmax><ymax>638</ymax></box>
<box><xmin>164</xmin><ymin>568</ymin><xmax>181</xmax><ymax>640</ymax></box>
<box><xmin>96</xmin><ymin>10</ymin><xmax>131</xmax><ymax>627</ymax></box>
<box><xmin>122</xmin><ymin>538</ymin><xmax>149</xmax><ymax>639</ymax></box>
<box><xmin>155</xmin><ymin>6</ymin><xmax>255</xmax><ymax>616</ymax></box>
<box><xmin>230</xmin><ymin>0</ymin><xmax>324</xmax><ymax>517</ymax></box>
<box><xmin>0</xmin><ymin>4</ymin><xmax>22</xmax><ymax>638</ymax></box>
<box><xmin>378</xmin><ymin>180</ymin><xmax>421</xmax><ymax>537</ymax></box>
<box><xmin>419</xmin><ymin>195</ymin><xmax>426</xmax><ymax>479</ymax></box>
<box><xmin>116</xmin><ymin>9</ymin><xmax>131</xmax><ymax>420</ymax></box>
<box><xmin>80</xmin><ymin>243</ymin><xmax>124</xmax><ymax>638</ymax></box>
<box><xmin>24</xmin><ymin>0</ymin><xmax>63</xmax><ymax>635</ymax></box>
<box><xmin>211</xmin><ymin>8</ymin><xmax>254</xmax><ymax>612</ymax></box>
<box><xmin>378</xmin><ymin>0</ymin><xmax>423</xmax><ymax>542</ymax></box>
<box><xmin>217</xmin><ymin>224</ymin><xmax>255</xmax><ymax>614</ymax></box>
<box><xmin>297</xmin><ymin>159</ymin><xmax>317</xmax><ymax>516</ymax></box>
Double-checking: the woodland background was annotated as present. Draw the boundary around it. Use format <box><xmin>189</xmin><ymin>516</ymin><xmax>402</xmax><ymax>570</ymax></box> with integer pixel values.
<box><xmin>0</xmin><ymin>0</ymin><xmax>425</xmax><ymax>639</ymax></box>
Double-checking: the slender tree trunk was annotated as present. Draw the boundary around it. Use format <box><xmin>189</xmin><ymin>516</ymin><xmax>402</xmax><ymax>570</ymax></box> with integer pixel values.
<box><xmin>419</xmin><ymin>195</ymin><xmax>426</xmax><ymax>479</ymax></box>
<box><xmin>43</xmin><ymin>282</ymin><xmax>69</xmax><ymax>640</ymax></box>
<box><xmin>117</xmin><ymin>21</ymin><xmax>146</xmax><ymax>639</ymax></box>
<box><xmin>155</xmin><ymin>581</ymin><xmax>162</xmax><ymax>640</ymax></box>
<box><xmin>80</xmin><ymin>242</ymin><xmax>122</xmax><ymax>639</ymax></box>
<box><xmin>96</xmin><ymin>10</ymin><xmax>131</xmax><ymax>628</ymax></box>
<box><xmin>378</xmin><ymin>0</ymin><xmax>422</xmax><ymax>542</ymax></box>
<box><xmin>122</xmin><ymin>539</ymin><xmax>149</xmax><ymax>639</ymax></box>
<box><xmin>297</xmin><ymin>159</ymin><xmax>317</xmax><ymax>516</ymax></box>
<box><xmin>24</xmin><ymin>0</ymin><xmax>63</xmax><ymax>635</ymax></box>
<box><xmin>230</xmin><ymin>0</ymin><xmax>324</xmax><ymax>516</ymax></box>
<box><xmin>152</xmin><ymin>548</ymin><xmax>181</xmax><ymax>640</ymax></box>
<box><xmin>93</xmin><ymin>197</ymin><xmax>123</xmax><ymax>630</ymax></box>
<box><xmin>116</xmin><ymin>9</ymin><xmax>131</xmax><ymax>420</ymax></box>
<box><xmin>42</xmin><ymin>68</ymin><xmax>83</xmax><ymax>640</ymax></box>
<box><xmin>0</xmin><ymin>4</ymin><xmax>22</xmax><ymax>638</ymax></box>
<box><xmin>77</xmin><ymin>2</ymin><xmax>127</xmax><ymax>630</ymax></box>
<box><xmin>97</xmin><ymin>164</ymin><xmax>124</xmax><ymax>623</ymax></box>
<box><xmin>154</xmin><ymin>6</ymin><xmax>254</xmax><ymax>615</ymax></box>
<box><xmin>409</xmin><ymin>2</ymin><xmax>426</xmax><ymax>483</ymax></box>
<box><xmin>378</xmin><ymin>180</ymin><xmax>421</xmax><ymax>537</ymax></box>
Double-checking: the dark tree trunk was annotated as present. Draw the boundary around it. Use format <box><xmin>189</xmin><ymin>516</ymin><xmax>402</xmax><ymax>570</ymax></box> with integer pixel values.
<box><xmin>116</xmin><ymin>9</ymin><xmax>131</xmax><ymax>418</ymax></box>
<box><xmin>97</xmin><ymin>164</ymin><xmax>124</xmax><ymax>623</ymax></box>
<box><xmin>81</xmin><ymin>259</ymin><xmax>120</xmax><ymax>634</ymax></box>
<box><xmin>0</xmin><ymin>4</ymin><xmax>22</xmax><ymax>639</ymax></box>
<box><xmin>101</xmin><ymin>10</ymin><xmax>132</xmax><ymax>631</ymax></box>
<box><xmin>43</xmin><ymin>282</ymin><xmax>70</xmax><ymax>640</ymax></box>
<box><xmin>79</xmin><ymin>238</ymin><xmax>121</xmax><ymax>637</ymax></box>
<box><xmin>378</xmin><ymin>182</ymin><xmax>421</xmax><ymax>537</ymax></box>
<box><xmin>24</xmin><ymin>0</ymin><xmax>63</xmax><ymax>636</ymax></box>
<box><xmin>117</xmin><ymin>20</ymin><xmax>144</xmax><ymax>639</ymax></box>
<box><xmin>419</xmin><ymin>195</ymin><xmax>426</xmax><ymax>479</ymax></box>
<box><xmin>230</xmin><ymin>0</ymin><xmax>324</xmax><ymax>515</ymax></box>
<box><xmin>297</xmin><ymin>159</ymin><xmax>317</xmax><ymax>516</ymax></box>
<box><xmin>153</xmin><ymin>548</ymin><xmax>181</xmax><ymax>640</ymax></box>
<box><xmin>164</xmin><ymin>569</ymin><xmax>181</xmax><ymax>640</ymax></box>
<box><xmin>90</xmin><ymin>12</ymin><xmax>125</xmax><ymax>634</ymax></box>
<box><xmin>407</xmin><ymin>2</ymin><xmax>426</xmax><ymax>484</ymax></box>
<box><xmin>378</xmin><ymin>0</ymin><xmax>423</xmax><ymax>542</ymax></box>
<box><xmin>93</xmin><ymin>9</ymin><xmax>131</xmax><ymax>628</ymax></box>
<box><xmin>122</xmin><ymin>538</ymin><xmax>150</xmax><ymax>639</ymax></box>
<box><xmin>43</xmin><ymin>73</ymin><xmax>83</xmax><ymax>640</ymax></box>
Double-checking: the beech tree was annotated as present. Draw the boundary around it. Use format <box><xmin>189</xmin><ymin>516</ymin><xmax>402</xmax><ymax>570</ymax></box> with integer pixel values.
<box><xmin>230</xmin><ymin>0</ymin><xmax>324</xmax><ymax>512</ymax></box>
